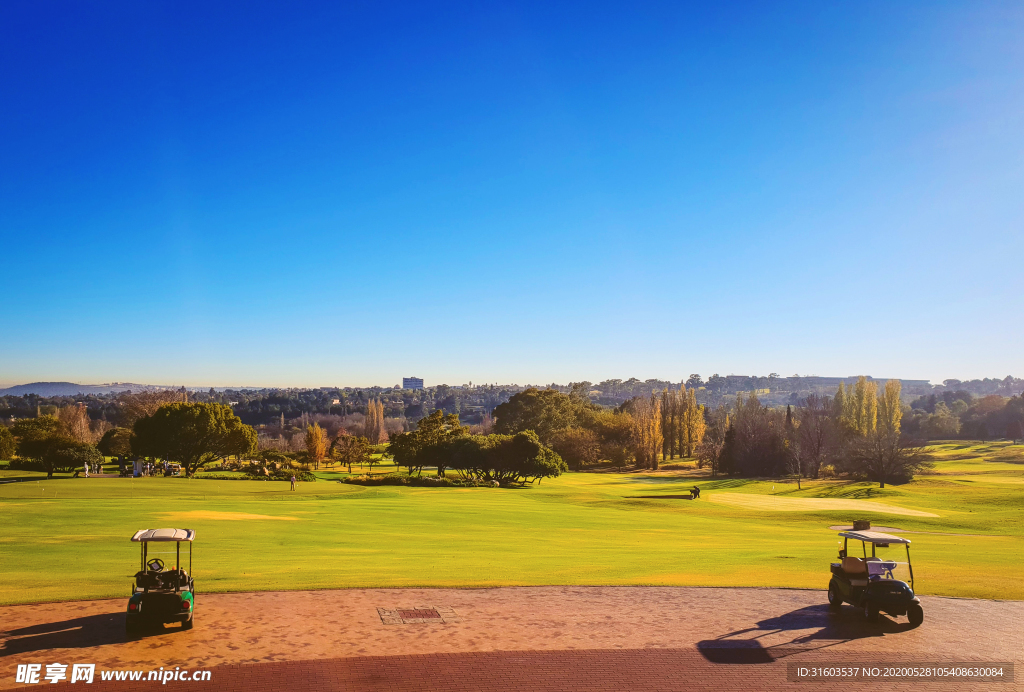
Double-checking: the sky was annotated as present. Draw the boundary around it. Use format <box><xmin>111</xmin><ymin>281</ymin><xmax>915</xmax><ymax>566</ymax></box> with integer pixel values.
<box><xmin>1</xmin><ymin>1</ymin><xmax>1022</xmax><ymax>388</ymax></box>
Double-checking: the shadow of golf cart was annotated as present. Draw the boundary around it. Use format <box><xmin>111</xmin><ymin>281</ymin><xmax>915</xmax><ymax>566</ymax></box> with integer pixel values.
<box><xmin>125</xmin><ymin>529</ymin><xmax>196</xmax><ymax>635</ymax></box>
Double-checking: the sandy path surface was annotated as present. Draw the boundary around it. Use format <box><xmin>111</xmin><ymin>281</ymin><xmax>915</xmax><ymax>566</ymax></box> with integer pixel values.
<box><xmin>2</xmin><ymin>587</ymin><xmax>1021</xmax><ymax>689</ymax></box>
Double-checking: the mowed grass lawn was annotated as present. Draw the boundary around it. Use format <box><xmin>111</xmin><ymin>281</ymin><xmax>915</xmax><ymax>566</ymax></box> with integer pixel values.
<box><xmin>1</xmin><ymin>442</ymin><xmax>1022</xmax><ymax>605</ymax></box>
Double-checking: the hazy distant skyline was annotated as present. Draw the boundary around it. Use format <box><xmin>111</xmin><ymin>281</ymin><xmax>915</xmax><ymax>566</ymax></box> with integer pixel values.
<box><xmin>2</xmin><ymin>2</ymin><xmax>1022</xmax><ymax>388</ymax></box>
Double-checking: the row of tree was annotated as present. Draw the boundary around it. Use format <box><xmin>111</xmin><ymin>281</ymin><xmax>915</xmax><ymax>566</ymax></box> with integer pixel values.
<box><xmin>692</xmin><ymin>378</ymin><xmax>928</xmax><ymax>486</ymax></box>
<box><xmin>2</xmin><ymin>401</ymin><xmax>258</xmax><ymax>478</ymax></box>
<box><xmin>487</xmin><ymin>386</ymin><xmax>707</xmax><ymax>471</ymax></box>
<box><xmin>387</xmin><ymin>410</ymin><xmax>566</xmax><ymax>483</ymax></box>
<box><xmin>2</xmin><ymin>415</ymin><xmax>104</xmax><ymax>477</ymax></box>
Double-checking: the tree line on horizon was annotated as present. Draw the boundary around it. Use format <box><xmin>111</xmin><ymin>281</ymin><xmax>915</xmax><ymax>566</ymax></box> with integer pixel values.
<box><xmin>2</xmin><ymin>379</ymin><xmax>1022</xmax><ymax>487</ymax></box>
<box><xmin>3</xmin><ymin>373</ymin><xmax>1022</xmax><ymax>449</ymax></box>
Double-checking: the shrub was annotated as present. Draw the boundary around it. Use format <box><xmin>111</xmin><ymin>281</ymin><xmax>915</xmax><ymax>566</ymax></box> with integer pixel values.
<box><xmin>820</xmin><ymin>464</ymin><xmax>836</xmax><ymax>478</ymax></box>
<box><xmin>341</xmin><ymin>473</ymin><xmax>493</xmax><ymax>487</ymax></box>
<box><xmin>0</xmin><ymin>427</ymin><xmax>15</xmax><ymax>461</ymax></box>
<box><xmin>198</xmin><ymin>470</ymin><xmax>315</xmax><ymax>482</ymax></box>
<box><xmin>9</xmin><ymin>458</ymin><xmax>46</xmax><ymax>472</ymax></box>
<box><xmin>45</xmin><ymin>440</ymin><xmax>104</xmax><ymax>474</ymax></box>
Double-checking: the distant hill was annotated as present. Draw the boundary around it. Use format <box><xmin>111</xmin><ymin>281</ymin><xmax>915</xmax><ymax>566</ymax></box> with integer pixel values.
<box><xmin>0</xmin><ymin>382</ymin><xmax>161</xmax><ymax>397</ymax></box>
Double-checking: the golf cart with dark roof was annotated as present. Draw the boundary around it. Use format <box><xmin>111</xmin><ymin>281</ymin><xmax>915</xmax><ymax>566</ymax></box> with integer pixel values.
<box><xmin>827</xmin><ymin>529</ymin><xmax>923</xmax><ymax>627</ymax></box>
<box><xmin>125</xmin><ymin>529</ymin><xmax>196</xmax><ymax>634</ymax></box>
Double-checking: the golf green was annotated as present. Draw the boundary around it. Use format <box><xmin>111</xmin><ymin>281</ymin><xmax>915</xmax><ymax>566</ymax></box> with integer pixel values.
<box><xmin>1</xmin><ymin>442</ymin><xmax>1022</xmax><ymax>605</ymax></box>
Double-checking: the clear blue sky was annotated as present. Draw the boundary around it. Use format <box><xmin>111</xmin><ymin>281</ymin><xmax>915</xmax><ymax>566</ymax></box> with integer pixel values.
<box><xmin>1</xmin><ymin>1</ymin><xmax>1021</xmax><ymax>388</ymax></box>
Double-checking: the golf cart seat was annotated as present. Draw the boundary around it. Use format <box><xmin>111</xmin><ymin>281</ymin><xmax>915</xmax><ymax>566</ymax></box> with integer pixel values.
<box><xmin>134</xmin><ymin>571</ymin><xmax>160</xmax><ymax>589</ymax></box>
<box><xmin>134</xmin><ymin>569</ymin><xmax>190</xmax><ymax>590</ymax></box>
<box><xmin>841</xmin><ymin>556</ymin><xmax>869</xmax><ymax>586</ymax></box>
<box><xmin>164</xmin><ymin>569</ymin><xmax>189</xmax><ymax>587</ymax></box>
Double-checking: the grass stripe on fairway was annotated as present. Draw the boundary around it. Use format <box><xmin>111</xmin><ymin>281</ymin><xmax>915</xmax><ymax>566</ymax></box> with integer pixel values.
<box><xmin>706</xmin><ymin>492</ymin><xmax>940</xmax><ymax>516</ymax></box>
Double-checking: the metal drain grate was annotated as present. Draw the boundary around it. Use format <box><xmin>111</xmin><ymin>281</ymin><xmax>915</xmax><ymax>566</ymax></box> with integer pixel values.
<box><xmin>378</xmin><ymin>606</ymin><xmax>460</xmax><ymax>624</ymax></box>
<box><xmin>398</xmin><ymin>609</ymin><xmax>440</xmax><ymax>619</ymax></box>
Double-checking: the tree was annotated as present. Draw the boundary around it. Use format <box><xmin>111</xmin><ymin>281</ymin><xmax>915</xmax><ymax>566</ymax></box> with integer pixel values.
<box><xmin>305</xmin><ymin>423</ymin><xmax>329</xmax><ymax>469</ymax></box>
<box><xmin>445</xmin><ymin>430</ymin><xmax>567</xmax><ymax>484</ymax></box>
<box><xmin>695</xmin><ymin>407</ymin><xmax>729</xmax><ymax>477</ymax></box>
<box><xmin>12</xmin><ymin>416</ymin><xmax>65</xmax><ymax>467</ymax></box>
<box><xmin>387</xmin><ymin>431</ymin><xmax>421</xmax><ymax>474</ymax></box>
<box><xmin>844</xmin><ymin>431</ymin><xmax>929</xmax><ymax>488</ymax></box>
<box><xmin>661</xmin><ymin>389</ymin><xmax>674</xmax><ymax>460</ymax></box>
<box><xmin>852</xmin><ymin>377</ymin><xmax>878</xmax><ymax>436</ymax></box>
<box><xmin>119</xmin><ymin>390</ymin><xmax>186</xmax><ymax>427</ymax></box>
<box><xmin>45</xmin><ymin>439</ymin><xmax>103</xmax><ymax>475</ymax></box>
<box><xmin>387</xmin><ymin>410</ymin><xmax>468</xmax><ymax>476</ymax></box>
<box><xmin>97</xmin><ymin>427</ymin><xmax>133</xmax><ymax>460</ymax></box>
<box><xmin>878</xmin><ymin>379</ymin><xmax>903</xmax><ymax>436</ymax></box>
<box><xmin>682</xmin><ymin>387</ymin><xmax>706</xmax><ymax>457</ymax></box>
<box><xmin>626</xmin><ymin>394</ymin><xmax>662</xmax><ymax>469</ymax></box>
<box><xmin>57</xmin><ymin>404</ymin><xmax>95</xmax><ymax>443</ymax></box>
<box><xmin>726</xmin><ymin>393</ymin><xmax>791</xmax><ymax>477</ymax></box>
<box><xmin>132</xmin><ymin>403</ymin><xmax>257</xmax><ymax>477</ymax></box>
<box><xmin>258</xmin><ymin>449</ymin><xmax>290</xmax><ymax>465</ymax></box>
<box><xmin>923</xmin><ymin>402</ymin><xmax>961</xmax><ymax>438</ymax></box>
<box><xmin>364</xmin><ymin>399</ymin><xmax>386</xmax><ymax>444</ymax></box>
<box><xmin>1009</xmin><ymin>420</ymin><xmax>1023</xmax><ymax>444</ymax></box>
<box><xmin>549</xmin><ymin>427</ymin><xmax>600</xmax><ymax>470</ymax></box>
<box><xmin>0</xmin><ymin>427</ymin><xmax>15</xmax><ymax>461</ymax></box>
<box><xmin>588</xmin><ymin>409</ymin><xmax>634</xmax><ymax>467</ymax></box>
<box><xmin>795</xmin><ymin>394</ymin><xmax>842</xmax><ymax>479</ymax></box>
<box><xmin>492</xmin><ymin>388</ymin><xmax>598</xmax><ymax>444</ymax></box>
<box><xmin>331</xmin><ymin>434</ymin><xmax>371</xmax><ymax>472</ymax></box>
<box><xmin>835</xmin><ymin>383</ymin><xmax>848</xmax><ymax>428</ymax></box>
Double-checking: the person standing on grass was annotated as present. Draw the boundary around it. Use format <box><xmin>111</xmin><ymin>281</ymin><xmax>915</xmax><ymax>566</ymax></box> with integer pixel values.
<box><xmin>83</xmin><ymin>462</ymin><xmax>89</xmax><ymax>478</ymax></box>
<box><xmin>290</xmin><ymin>474</ymin><xmax>296</xmax><ymax>491</ymax></box>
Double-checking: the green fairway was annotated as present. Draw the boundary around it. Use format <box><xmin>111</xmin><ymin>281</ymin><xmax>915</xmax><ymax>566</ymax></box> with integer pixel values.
<box><xmin>1</xmin><ymin>442</ymin><xmax>1022</xmax><ymax>605</ymax></box>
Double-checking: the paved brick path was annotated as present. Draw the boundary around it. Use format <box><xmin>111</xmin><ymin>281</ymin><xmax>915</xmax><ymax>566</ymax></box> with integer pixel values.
<box><xmin>3</xmin><ymin>587</ymin><xmax>1021</xmax><ymax>691</ymax></box>
<box><xmin>9</xmin><ymin>650</ymin><xmax>1017</xmax><ymax>692</ymax></box>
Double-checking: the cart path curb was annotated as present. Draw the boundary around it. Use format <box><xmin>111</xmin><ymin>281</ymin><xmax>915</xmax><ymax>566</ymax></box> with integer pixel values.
<box><xmin>4</xmin><ymin>584</ymin><xmax>1024</xmax><ymax>609</ymax></box>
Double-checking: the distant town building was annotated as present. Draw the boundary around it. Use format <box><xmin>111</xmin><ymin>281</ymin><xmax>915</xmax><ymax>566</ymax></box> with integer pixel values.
<box><xmin>403</xmin><ymin>377</ymin><xmax>424</xmax><ymax>390</ymax></box>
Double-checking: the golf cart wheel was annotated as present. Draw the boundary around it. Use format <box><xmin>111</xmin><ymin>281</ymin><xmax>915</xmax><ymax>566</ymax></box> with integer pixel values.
<box><xmin>907</xmin><ymin>604</ymin><xmax>924</xmax><ymax>627</ymax></box>
<box><xmin>827</xmin><ymin>581</ymin><xmax>843</xmax><ymax>610</ymax></box>
<box><xmin>182</xmin><ymin>614</ymin><xmax>194</xmax><ymax>630</ymax></box>
<box><xmin>862</xmin><ymin>601</ymin><xmax>879</xmax><ymax>622</ymax></box>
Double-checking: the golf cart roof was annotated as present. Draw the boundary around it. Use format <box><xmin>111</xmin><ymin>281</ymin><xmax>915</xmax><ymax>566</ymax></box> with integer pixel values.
<box><xmin>131</xmin><ymin>528</ymin><xmax>196</xmax><ymax>543</ymax></box>
<box><xmin>838</xmin><ymin>530</ymin><xmax>910</xmax><ymax>545</ymax></box>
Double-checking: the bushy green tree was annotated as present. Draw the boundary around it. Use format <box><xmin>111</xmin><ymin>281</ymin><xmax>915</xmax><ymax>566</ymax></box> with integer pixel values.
<box><xmin>445</xmin><ymin>430</ymin><xmax>566</xmax><ymax>484</ymax></box>
<box><xmin>331</xmin><ymin>435</ymin><xmax>371</xmax><ymax>472</ymax></box>
<box><xmin>388</xmin><ymin>410</ymin><xmax>467</xmax><ymax>476</ymax></box>
<box><xmin>45</xmin><ymin>439</ymin><xmax>104</xmax><ymax>475</ymax></box>
<box><xmin>97</xmin><ymin>427</ymin><xmax>132</xmax><ymax>459</ymax></box>
<box><xmin>492</xmin><ymin>388</ymin><xmax>597</xmax><ymax>444</ymax></box>
<box><xmin>12</xmin><ymin>416</ymin><xmax>65</xmax><ymax>461</ymax></box>
<box><xmin>549</xmin><ymin>427</ymin><xmax>600</xmax><ymax>470</ymax></box>
<box><xmin>0</xmin><ymin>426</ymin><xmax>15</xmax><ymax>461</ymax></box>
<box><xmin>132</xmin><ymin>403</ymin><xmax>257</xmax><ymax>477</ymax></box>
